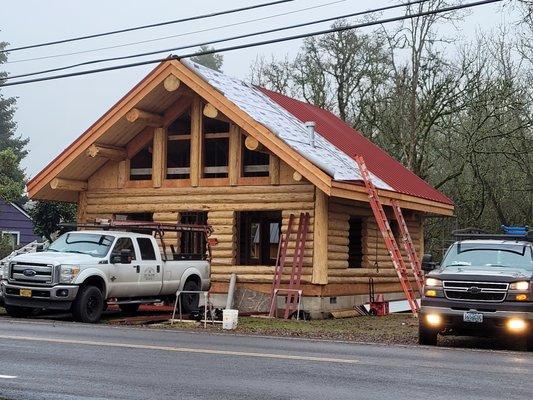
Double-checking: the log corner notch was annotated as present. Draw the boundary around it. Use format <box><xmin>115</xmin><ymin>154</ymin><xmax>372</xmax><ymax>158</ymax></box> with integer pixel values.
<box><xmin>50</xmin><ymin>178</ymin><xmax>88</xmax><ymax>191</ymax></box>
<box><xmin>86</xmin><ymin>144</ymin><xmax>127</xmax><ymax>161</ymax></box>
<box><xmin>125</xmin><ymin>108</ymin><xmax>163</xmax><ymax>127</ymax></box>
<box><xmin>163</xmin><ymin>74</ymin><xmax>181</xmax><ymax>92</ymax></box>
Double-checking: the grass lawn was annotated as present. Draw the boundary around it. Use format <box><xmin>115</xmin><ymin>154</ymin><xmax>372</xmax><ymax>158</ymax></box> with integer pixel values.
<box><xmin>161</xmin><ymin>314</ymin><xmax>420</xmax><ymax>345</ymax></box>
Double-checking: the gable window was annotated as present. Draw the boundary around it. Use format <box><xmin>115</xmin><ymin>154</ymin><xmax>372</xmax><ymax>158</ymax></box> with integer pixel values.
<box><xmin>238</xmin><ymin>211</ymin><xmax>281</xmax><ymax>266</ymax></box>
<box><xmin>348</xmin><ymin>218</ymin><xmax>363</xmax><ymax>268</ymax></box>
<box><xmin>167</xmin><ymin>109</ymin><xmax>191</xmax><ymax>179</ymax></box>
<box><xmin>1</xmin><ymin>231</ymin><xmax>20</xmax><ymax>248</ymax></box>
<box><xmin>242</xmin><ymin>136</ymin><xmax>269</xmax><ymax>177</ymax></box>
<box><xmin>130</xmin><ymin>141</ymin><xmax>152</xmax><ymax>181</ymax></box>
<box><xmin>203</xmin><ymin>115</ymin><xmax>229</xmax><ymax>178</ymax></box>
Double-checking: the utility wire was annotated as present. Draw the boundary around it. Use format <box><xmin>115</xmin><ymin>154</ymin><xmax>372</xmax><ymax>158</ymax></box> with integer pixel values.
<box><xmin>0</xmin><ymin>0</ymin><xmax>503</xmax><ymax>88</ymax></box>
<box><xmin>0</xmin><ymin>0</ymin><xmax>297</xmax><ymax>53</ymax></box>
<box><xmin>7</xmin><ymin>0</ymin><xmax>346</xmax><ymax>64</ymax></box>
<box><xmin>6</xmin><ymin>0</ymin><xmax>430</xmax><ymax>80</ymax></box>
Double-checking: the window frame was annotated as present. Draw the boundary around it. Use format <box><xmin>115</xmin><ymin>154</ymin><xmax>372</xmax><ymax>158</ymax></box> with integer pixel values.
<box><xmin>1</xmin><ymin>231</ymin><xmax>20</xmax><ymax>247</ymax></box>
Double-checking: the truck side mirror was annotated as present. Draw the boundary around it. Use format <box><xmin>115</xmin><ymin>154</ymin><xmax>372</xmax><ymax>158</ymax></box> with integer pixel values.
<box><xmin>111</xmin><ymin>249</ymin><xmax>132</xmax><ymax>264</ymax></box>
<box><xmin>421</xmin><ymin>254</ymin><xmax>437</xmax><ymax>272</ymax></box>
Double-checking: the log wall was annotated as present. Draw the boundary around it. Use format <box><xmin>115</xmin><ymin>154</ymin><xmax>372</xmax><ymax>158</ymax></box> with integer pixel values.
<box><xmin>326</xmin><ymin>198</ymin><xmax>424</xmax><ymax>292</ymax></box>
<box><xmin>84</xmin><ymin>160</ymin><xmax>315</xmax><ymax>286</ymax></box>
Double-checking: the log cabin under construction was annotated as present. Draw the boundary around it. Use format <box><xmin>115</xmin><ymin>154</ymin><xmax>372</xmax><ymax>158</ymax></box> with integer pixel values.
<box><xmin>27</xmin><ymin>59</ymin><xmax>454</xmax><ymax>316</ymax></box>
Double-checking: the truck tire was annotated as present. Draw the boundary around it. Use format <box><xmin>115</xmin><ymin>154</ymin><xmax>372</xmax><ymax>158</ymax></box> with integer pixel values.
<box><xmin>72</xmin><ymin>285</ymin><xmax>104</xmax><ymax>323</ymax></box>
<box><xmin>418</xmin><ymin>320</ymin><xmax>438</xmax><ymax>346</ymax></box>
<box><xmin>119</xmin><ymin>304</ymin><xmax>140</xmax><ymax>315</ymax></box>
<box><xmin>4</xmin><ymin>304</ymin><xmax>39</xmax><ymax>318</ymax></box>
<box><xmin>181</xmin><ymin>280</ymin><xmax>200</xmax><ymax>314</ymax></box>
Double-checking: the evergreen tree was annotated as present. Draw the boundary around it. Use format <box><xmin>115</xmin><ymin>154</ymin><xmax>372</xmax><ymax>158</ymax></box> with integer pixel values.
<box><xmin>191</xmin><ymin>45</ymin><xmax>224</xmax><ymax>72</ymax></box>
<box><xmin>0</xmin><ymin>40</ymin><xmax>28</xmax><ymax>201</ymax></box>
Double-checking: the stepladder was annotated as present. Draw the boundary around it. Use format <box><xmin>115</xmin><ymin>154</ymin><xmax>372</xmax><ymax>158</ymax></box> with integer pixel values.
<box><xmin>354</xmin><ymin>155</ymin><xmax>420</xmax><ymax>315</ymax></box>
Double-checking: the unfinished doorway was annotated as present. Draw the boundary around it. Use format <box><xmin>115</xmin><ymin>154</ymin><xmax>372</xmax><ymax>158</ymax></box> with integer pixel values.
<box><xmin>238</xmin><ymin>211</ymin><xmax>281</xmax><ymax>266</ymax></box>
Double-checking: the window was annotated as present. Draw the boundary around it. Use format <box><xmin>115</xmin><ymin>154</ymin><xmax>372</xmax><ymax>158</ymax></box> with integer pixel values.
<box><xmin>348</xmin><ymin>218</ymin><xmax>363</xmax><ymax>268</ymax></box>
<box><xmin>202</xmin><ymin>116</ymin><xmax>229</xmax><ymax>178</ymax></box>
<box><xmin>112</xmin><ymin>238</ymin><xmax>137</xmax><ymax>261</ymax></box>
<box><xmin>137</xmin><ymin>238</ymin><xmax>156</xmax><ymax>260</ymax></box>
<box><xmin>130</xmin><ymin>142</ymin><xmax>152</xmax><ymax>181</ymax></box>
<box><xmin>177</xmin><ymin>212</ymin><xmax>208</xmax><ymax>260</ymax></box>
<box><xmin>238</xmin><ymin>211</ymin><xmax>281</xmax><ymax>265</ymax></box>
<box><xmin>167</xmin><ymin>110</ymin><xmax>191</xmax><ymax>179</ymax></box>
<box><xmin>242</xmin><ymin>136</ymin><xmax>269</xmax><ymax>177</ymax></box>
<box><xmin>1</xmin><ymin>231</ymin><xmax>20</xmax><ymax>247</ymax></box>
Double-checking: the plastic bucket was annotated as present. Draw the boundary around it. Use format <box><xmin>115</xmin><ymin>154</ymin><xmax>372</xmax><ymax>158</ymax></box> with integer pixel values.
<box><xmin>222</xmin><ymin>309</ymin><xmax>239</xmax><ymax>330</ymax></box>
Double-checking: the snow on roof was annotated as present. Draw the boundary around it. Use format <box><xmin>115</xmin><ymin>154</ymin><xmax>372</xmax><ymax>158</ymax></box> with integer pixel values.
<box><xmin>182</xmin><ymin>60</ymin><xmax>393</xmax><ymax>191</ymax></box>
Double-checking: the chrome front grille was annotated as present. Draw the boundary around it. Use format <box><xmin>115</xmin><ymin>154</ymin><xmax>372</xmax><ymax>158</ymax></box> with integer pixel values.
<box><xmin>9</xmin><ymin>262</ymin><xmax>54</xmax><ymax>285</ymax></box>
<box><xmin>443</xmin><ymin>281</ymin><xmax>509</xmax><ymax>303</ymax></box>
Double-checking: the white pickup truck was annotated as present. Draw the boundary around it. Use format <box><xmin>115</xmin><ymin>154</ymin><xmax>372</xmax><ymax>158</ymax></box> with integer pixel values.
<box><xmin>0</xmin><ymin>228</ymin><xmax>211</xmax><ymax>323</ymax></box>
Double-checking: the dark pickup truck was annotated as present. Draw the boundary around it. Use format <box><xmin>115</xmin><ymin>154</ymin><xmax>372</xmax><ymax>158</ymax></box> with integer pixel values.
<box><xmin>419</xmin><ymin>229</ymin><xmax>533</xmax><ymax>350</ymax></box>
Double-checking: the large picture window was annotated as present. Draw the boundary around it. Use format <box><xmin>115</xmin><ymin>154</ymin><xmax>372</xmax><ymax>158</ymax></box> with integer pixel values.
<box><xmin>202</xmin><ymin>116</ymin><xmax>229</xmax><ymax>178</ymax></box>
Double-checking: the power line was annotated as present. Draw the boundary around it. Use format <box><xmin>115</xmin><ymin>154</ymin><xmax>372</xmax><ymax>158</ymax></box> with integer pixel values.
<box><xmin>6</xmin><ymin>0</ymin><xmax>430</xmax><ymax>81</ymax></box>
<box><xmin>7</xmin><ymin>0</ymin><xmax>346</xmax><ymax>65</ymax></box>
<box><xmin>0</xmin><ymin>0</ymin><xmax>503</xmax><ymax>88</ymax></box>
<box><xmin>0</xmin><ymin>0</ymin><xmax>297</xmax><ymax>53</ymax></box>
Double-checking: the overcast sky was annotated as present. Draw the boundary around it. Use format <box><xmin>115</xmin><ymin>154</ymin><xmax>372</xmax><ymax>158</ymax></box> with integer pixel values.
<box><xmin>0</xmin><ymin>0</ymin><xmax>512</xmax><ymax>179</ymax></box>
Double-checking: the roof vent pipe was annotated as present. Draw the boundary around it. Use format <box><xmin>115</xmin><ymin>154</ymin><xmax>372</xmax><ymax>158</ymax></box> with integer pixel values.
<box><xmin>305</xmin><ymin>121</ymin><xmax>316</xmax><ymax>148</ymax></box>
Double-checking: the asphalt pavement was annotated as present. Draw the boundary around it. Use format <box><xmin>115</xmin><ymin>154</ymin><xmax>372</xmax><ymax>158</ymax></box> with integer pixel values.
<box><xmin>0</xmin><ymin>317</ymin><xmax>531</xmax><ymax>400</ymax></box>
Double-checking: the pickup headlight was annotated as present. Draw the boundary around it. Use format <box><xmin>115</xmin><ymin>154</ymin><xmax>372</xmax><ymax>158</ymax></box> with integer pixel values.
<box><xmin>510</xmin><ymin>281</ymin><xmax>530</xmax><ymax>291</ymax></box>
<box><xmin>59</xmin><ymin>265</ymin><xmax>81</xmax><ymax>284</ymax></box>
<box><xmin>425</xmin><ymin>277</ymin><xmax>442</xmax><ymax>288</ymax></box>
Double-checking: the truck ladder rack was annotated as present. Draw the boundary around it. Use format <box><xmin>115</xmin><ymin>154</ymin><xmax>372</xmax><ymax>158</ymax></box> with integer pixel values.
<box><xmin>354</xmin><ymin>155</ymin><xmax>419</xmax><ymax>315</ymax></box>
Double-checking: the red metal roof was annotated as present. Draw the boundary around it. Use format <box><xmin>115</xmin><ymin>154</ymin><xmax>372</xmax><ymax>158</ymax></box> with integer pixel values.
<box><xmin>260</xmin><ymin>88</ymin><xmax>453</xmax><ymax>205</ymax></box>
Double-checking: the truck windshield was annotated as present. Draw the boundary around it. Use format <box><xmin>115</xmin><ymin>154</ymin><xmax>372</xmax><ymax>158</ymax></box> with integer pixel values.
<box><xmin>443</xmin><ymin>244</ymin><xmax>533</xmax><ymax>270</ymax></box>
<box><xmin>48</xmin><ymin>233</ymin><xmax>114</xmax><ymax>257</ymax></box>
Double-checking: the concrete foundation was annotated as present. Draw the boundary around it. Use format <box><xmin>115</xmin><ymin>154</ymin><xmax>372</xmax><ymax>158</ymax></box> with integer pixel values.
<box><xmin>209</xmin><ymin>288</ymin><xmax>407</xmax><ymax>319</ymax></box>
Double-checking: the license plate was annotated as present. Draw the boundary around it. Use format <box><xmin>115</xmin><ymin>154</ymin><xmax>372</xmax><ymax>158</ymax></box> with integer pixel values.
<box><xmin>463</xmin><ymin>311</ymin><xmax>483</xmax><ymax>323</ymax></box>
<box><xmin>19</xmin><ymin>289</ymin><xmax>32</xmax><ymax>298</ymax></box>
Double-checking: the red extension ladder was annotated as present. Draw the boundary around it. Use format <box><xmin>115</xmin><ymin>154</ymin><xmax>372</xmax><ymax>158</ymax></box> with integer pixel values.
<box><xmin>391</xmin><ymin>200</ymin><xmax>424</xmax><ymax>296</ymax></box>
<box><xmin>354</xmin><ymin>155</ymin><xmax>420</xmax><ymax>315</ymax></box>
<box><xmin>268</xmin><ymin>212</ymin><xmax>310</xmax><ymax>319</ymax></box>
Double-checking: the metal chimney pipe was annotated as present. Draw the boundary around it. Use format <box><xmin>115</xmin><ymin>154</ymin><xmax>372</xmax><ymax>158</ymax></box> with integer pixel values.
<box><xmin>305</xmin><ymin>121</ymin><xmax>316</xmax><ymax>148</ymax></box>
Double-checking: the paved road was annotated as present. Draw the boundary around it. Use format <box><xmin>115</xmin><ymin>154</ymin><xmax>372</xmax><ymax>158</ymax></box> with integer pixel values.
<box><xmin>0</xmin><ymin>318</ymin><xmax>531</xmax><ymax>400</ymax></box>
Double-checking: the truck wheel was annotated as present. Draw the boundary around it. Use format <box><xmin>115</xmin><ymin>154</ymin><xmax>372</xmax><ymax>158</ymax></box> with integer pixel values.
<box><xmin>418</xmin><ymin>320</ymin><xmax>438</xmax><ymax>346</ymax></box>
<box><xmin>72</xmin><ymin>286</ymin><xmax>104</xmax><ymax>323</ymax></box>
<box><xmin>119</xmin><ymin>304</ymin><xmax>140</xmax><ymax>315</ymax></box>
<box><xmin>181</xmin><ymin>280</ymin><xmax>200</xmax><ymax>314</ymax></box>
<box><xmin>4</xmin><ymin>305</ymin><xmax>38</xmax><ymax>318</ymax></box>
